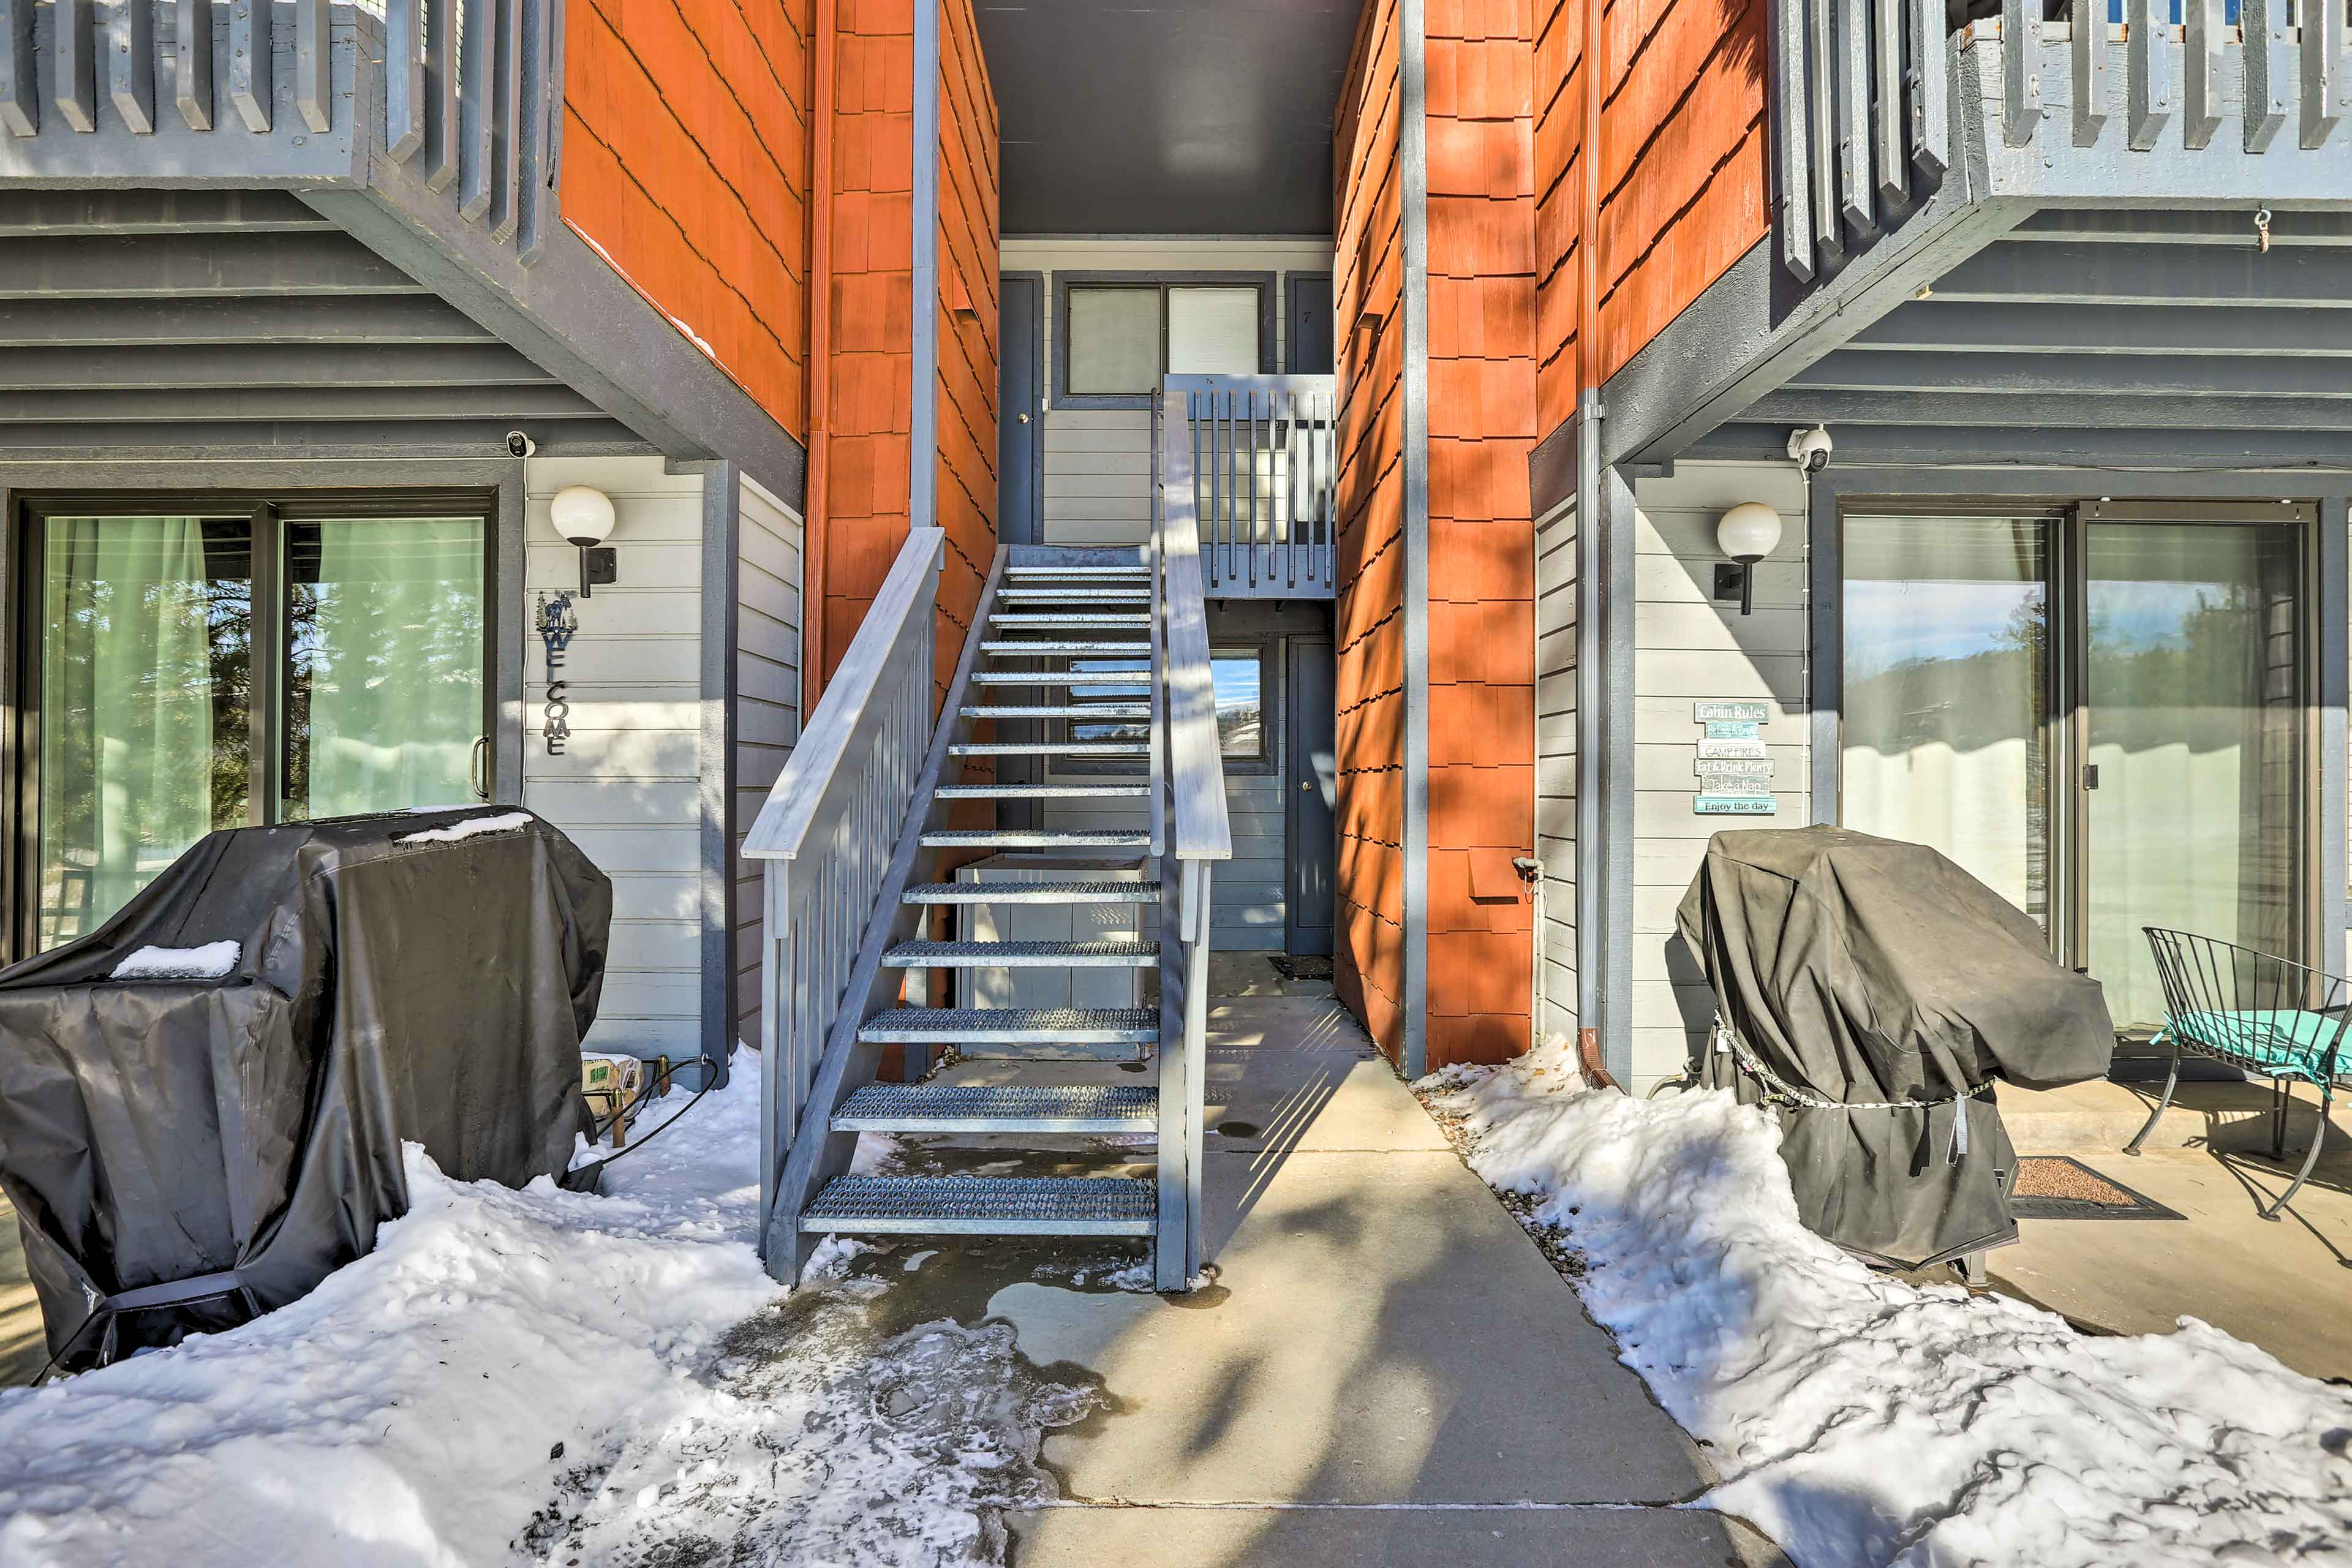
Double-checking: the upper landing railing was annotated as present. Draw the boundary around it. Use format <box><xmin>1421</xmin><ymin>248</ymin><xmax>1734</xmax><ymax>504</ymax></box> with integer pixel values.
<box><xmin>1156</xmin><ymin>374</ymin><xmax>1338</xmax><ymax>601</ymax></box>
<box><xmin>1770</xmin><ymin>0</ymin><xmax>2352</xmax><ymax>283</ymax></box>
<box><xmin>0</xmin><ymin>0</ymin><xmax>560</xmax><ymax>263</ymax></box>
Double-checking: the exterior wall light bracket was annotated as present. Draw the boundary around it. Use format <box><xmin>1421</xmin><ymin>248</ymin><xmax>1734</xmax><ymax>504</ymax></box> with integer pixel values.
<box><xmin>1714</xmin><ymin>500</ymin><xmax>1784</xmax><ymax>617</ymax></box>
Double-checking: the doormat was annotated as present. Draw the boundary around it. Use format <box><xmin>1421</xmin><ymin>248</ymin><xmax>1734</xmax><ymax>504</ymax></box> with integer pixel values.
<box><xmin>1268</xmin><ymin>955</ymin><xmax>1333</xmax><ymax>981</ymax></box>
<box><xmin>2010</xmin><ymin>1156</ymin><xmax>2184</xmax><ymax>1221</ymax></box>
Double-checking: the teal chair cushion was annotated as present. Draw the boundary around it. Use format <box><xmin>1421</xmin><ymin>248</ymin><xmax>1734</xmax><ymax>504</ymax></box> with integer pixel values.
<box><xmin>2162</xmin><ymin>1009</ymin><xmax>2352</xmax><ymax>1084</ymax></box>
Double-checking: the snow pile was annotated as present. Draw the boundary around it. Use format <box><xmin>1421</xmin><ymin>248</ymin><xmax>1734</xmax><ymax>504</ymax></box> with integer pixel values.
<box><xmin>107</xmin><ymin>940</ymin><xmax>240</xmax><ymax>981</ymax></box>
<box><xmin>0</xmin><ymin>1053</ymin><xmax>1087</xmax><ymax>1567</ymax></box>
<box><xmin>1420</xmin><ymin>1036</ymin><xmax>2352</xmax><ymax>1568</ymax></box>
<box><xmin>397</xmin><ymin>810</ymin><xmax>534</xmax><ymax>845</ymax></box>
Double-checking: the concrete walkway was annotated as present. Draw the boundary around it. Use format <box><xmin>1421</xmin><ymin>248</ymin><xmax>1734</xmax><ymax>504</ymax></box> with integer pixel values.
<box><xmin>894</xmin><ymin>959</ymin><xmax>1783</xmax><ymax>1567</ymax></box>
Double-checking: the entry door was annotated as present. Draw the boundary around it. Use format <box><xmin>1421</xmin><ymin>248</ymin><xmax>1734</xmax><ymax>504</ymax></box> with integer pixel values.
<box><xmin>993</xmin><ymin>275</ymin><xmax>1046</xmax><ymax>823</ymax></box>
<box><xmin>998</xmin><ymin>274</ymin><xmax>1043</xmax><ymax>546</ymax></box>
<box><xmin>1285</xmin><ymin>639</ymin><xmax>1336</xmax><ymax>955</ymax></box>
<box><xmin>2075</xmin><ymin>510</ymin><xmax>2305</xmax><ymax>1029</ymax></box>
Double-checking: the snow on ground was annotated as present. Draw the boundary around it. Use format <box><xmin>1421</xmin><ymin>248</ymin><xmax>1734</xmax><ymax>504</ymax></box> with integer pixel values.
<box><xmin>1419</xmin><ymin>1037</ymin><xmax>2352</xmax><ymax>1568</ymax></box>
<box><xmin>0</xmin><ymin>1052</ymin><xmax>1089</xmax><ymax>1567</ymax></box>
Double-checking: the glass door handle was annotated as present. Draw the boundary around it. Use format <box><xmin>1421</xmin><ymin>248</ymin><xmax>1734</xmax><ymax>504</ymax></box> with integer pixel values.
<box><xmin>470</xmin><ymin>735</ymin><xmax>491</xmax><ymax>801</ymax></box>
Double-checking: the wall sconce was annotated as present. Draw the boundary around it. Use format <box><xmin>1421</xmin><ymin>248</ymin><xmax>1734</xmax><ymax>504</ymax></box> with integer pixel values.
<box><xmin>550</xmin><ymin>484</ymin><xmax>619</xmax><ymax>598</ymax></box>
<box><xmin>1713</xmin><ymin>501</ymin><xmax>1782</xmax><ymax>616</ymax></box>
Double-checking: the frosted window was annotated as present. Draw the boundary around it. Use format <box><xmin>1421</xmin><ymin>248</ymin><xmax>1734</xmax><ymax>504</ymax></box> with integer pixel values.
<box><xmin>1066</xmin><ymin>288</ymin><xmax>1161</xmax><ymax>396</ymax></box>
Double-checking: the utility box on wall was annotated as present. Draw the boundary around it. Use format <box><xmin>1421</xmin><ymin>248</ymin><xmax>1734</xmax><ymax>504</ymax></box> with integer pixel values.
<box><xmin>954</xmin><ymin>856</ymin><xmax>1153</xmax><ymax>1012</ymax></box>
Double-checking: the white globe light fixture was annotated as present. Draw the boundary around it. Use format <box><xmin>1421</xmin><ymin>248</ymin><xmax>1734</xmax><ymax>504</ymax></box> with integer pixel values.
<box><xmin>1715</xmin><ymin>500</ymin><xmax>1782</xmax><ymax>617</ymax></box>
<box><xmin>550</xmin><ymin>484</ymin><xmax>617</xmax><ymax>598</ymax></box>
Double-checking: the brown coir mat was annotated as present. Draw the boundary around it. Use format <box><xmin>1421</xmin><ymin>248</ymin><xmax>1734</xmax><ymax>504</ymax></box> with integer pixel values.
<box><xmin>2010</xmin><ymin>1155</ymin><xmax>2185</xmax><ymax>1221</ymax></box>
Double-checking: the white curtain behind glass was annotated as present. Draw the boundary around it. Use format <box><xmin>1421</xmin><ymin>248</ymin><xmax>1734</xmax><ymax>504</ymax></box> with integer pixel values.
<box><xmin>1167</xmin><ymin>287</ymin><xmax>1259</xmax><ymax>375</ymax></box>
<box><xmin>1841</xmin><ymin>516</ymin><xmax>2051</xmax><ymax>929</ymax></box>
<box><xmin>1067</xmin><ymin>288</ymin><xmax>1161</xmax><ymax>396</ymax></box>
<box><xmin>39</xmin><ymin>518</ymin><xmax>216</xmax><ymax>937</ymax></box>
<box><xmin>304</xmin><ymin>520</ymin><xmax>484</xmax><ymax>817</ymax></box>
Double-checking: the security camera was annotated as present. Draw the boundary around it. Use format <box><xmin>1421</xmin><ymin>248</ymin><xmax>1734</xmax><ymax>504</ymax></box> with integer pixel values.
<box><xmin>1787</xmin><ymin>424</ymin><xmax>1832</xmax><ymax>473</ymax></box>
<box><xmin>506</xmin><ymin>431</ymin><xmax>536</xmax><ymax>459</ymax></box>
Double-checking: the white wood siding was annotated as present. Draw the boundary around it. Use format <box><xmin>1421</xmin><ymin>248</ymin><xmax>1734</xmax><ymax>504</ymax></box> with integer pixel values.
<box><xmin>524</xmin><ymin>456</ymin><xmax>707</xmax><ymax>1058</ymax></box>
<box><xmin>1627</xmin><ymin>461</ymin><xmax>1811</xmax><ymax>1091</ymax></box>
<box><xmin>733</xmin><ymin>474</ymin><xmax>802</xmax><ymax>1049</ymax></box>
<box><xmin>1533</xmin><ymin>498</ymin><xmax>1578</xmax><ymax>1046</ymax></box>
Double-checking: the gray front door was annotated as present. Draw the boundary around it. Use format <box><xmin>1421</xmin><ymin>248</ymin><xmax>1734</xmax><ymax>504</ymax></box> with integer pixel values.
<box><xmin>998</xmin><ymin>273</ymin><xmax>1043</xmax><ymax>546</ymax></box>
<box><xmin>1285</xmin><ymin>639</ymin><xmax>1336</xmax><ymax>955</ymax></box>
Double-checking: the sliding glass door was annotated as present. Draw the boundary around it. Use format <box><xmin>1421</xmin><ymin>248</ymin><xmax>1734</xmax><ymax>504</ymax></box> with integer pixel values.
<box><xmin>2080</xmin><ymin>518</ymin><xmax>2303</xmax><ymax>1028</ymax></box>
<box><xmin>1842</xmin><ymin>505</ymin><xmax>2310</xmax><ymax>1032</ymax></box>
<box><xmin>23</xmin><ymin>501</ymin><xmax>490</xmax><ymax>951</ymax></box>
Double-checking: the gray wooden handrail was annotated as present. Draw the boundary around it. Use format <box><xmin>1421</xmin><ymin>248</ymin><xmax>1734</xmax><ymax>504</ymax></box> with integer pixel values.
<box><xmin>1155</xmin><ymin>386</ymin><xmax>1234</xmax><ymax>869</ymax></box>
<box><xmin>745</xmin><ymin>527</ymin><xmax>943</xmax><ymax>1257</ymax></box>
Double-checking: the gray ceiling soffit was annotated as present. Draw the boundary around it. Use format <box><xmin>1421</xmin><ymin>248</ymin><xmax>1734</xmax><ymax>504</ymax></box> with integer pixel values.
<box><xmin>1731</xmin><ymin>211</ymin><xmax>2352</xmax><ymax>465</ymax></box>
<box><xmin>0</xmin><ymin>203</ymin><xmax>636</xmax><ymax>458</ymax></box>
<box><xmin>978</xmin><ymin>0</ymin><xmax>1357</xmax><ymax>236</ymax></box>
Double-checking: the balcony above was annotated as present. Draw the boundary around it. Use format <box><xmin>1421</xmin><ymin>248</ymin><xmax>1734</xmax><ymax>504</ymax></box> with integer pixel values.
<box><xmin>0</xmin><ymin>0</ymin><xmax>556</xmax><ymax>262</ymax></box>
<box><xmin>0</xmin><ymin>0</ymin><xmax>807</xmax><ymax>493</ymax></box>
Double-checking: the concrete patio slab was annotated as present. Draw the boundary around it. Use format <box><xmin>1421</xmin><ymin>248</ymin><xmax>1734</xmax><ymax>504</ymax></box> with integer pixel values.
<box><xmin>2002</xmin><ymin>1076</ymin><xmax>2352</xmax><ymax>1156</ymax></box>
<box><xmin>1007</xmin><ymin>1502</ymin><xmax>1783</xmax><ymax>1567</ymax></box>
<box><xmin>1986</xmin><ymin>1145</ymin><xmax>2352</xmax><ymax>1382</ymax></box>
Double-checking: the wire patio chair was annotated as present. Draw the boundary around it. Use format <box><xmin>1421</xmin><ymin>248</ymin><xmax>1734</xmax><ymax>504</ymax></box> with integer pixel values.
<box><xmin>2135</xmin><ymin>926</ymin><xmax>2352</xmax><ymax>1219</ymax></box>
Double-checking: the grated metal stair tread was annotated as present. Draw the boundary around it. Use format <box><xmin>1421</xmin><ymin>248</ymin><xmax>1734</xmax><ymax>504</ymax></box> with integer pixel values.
<box><xmin>883</xmin><ymin>939</ymin><xmax>1159</xmax><ymax>968</ymax></box>
<box><xmin>933</xmin><ymin>782</ymin><xmax>1148</xmax><ymax>799</ymax></box>
<box><xmin>979</xmin><ymin>640</ymin><xmax>1152</xmax><ymax>656</ymax></box>
<box><xmin>949</xmin><ymin>741</ymin><xmax>1148</xmax><ymax>757</ymax></box>
<box><xmin>833</xmin><ymin>1083</ymin><xmax>1157</xmax><ymax>1133</ymax></box>
<box><xmin>857</xmin><ymin>1006</ymin><xmax>1159</xmax><ymax>1047</ymax></box>
<box><xmin>800</xmin><ymin>1175</ymin><xmax>1155</xmax><ymax>1235</ymax></box>
<box><xmin>988</xmin><ymin>613</ymin><xmax>1152</xmax><ymax>627</ymax></box>
<box><xmin>971</xmin><ymin>670</ymin><xmax>1145</xmax><ymax>685</ymax></box>
<box><xmin>920</xmin><ymin>827</ymin><xmax>1150</xmax><ymax>848</ymax></box>
<box><xmin>997</xmin><ymin>587</ymin><xmax>1150</xmax><ymax>600</ymax></box>
<box><xmin>903</xmin><ymin>878</ymin><xmax>1159</xmax><ymax>903</ymax></box>
<box><xmin>961</xmin><ymin>703</ymin><xmax>1149</xmax><ymax>718</ymax></box>
<box><xmin>1003</xmin><ymin>565</ymin><xmax>1150</xmax><ymax>578</ymax></box>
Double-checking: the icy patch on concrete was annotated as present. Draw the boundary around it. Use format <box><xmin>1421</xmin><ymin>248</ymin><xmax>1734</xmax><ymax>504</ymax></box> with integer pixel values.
<box><xmin>1420</xmin><ymin>1036</ymin><xmax>2352</xmax><ymax>1568</ymax></box>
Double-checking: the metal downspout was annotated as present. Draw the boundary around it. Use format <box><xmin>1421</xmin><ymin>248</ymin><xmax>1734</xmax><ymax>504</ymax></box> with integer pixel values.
<box><xmin>1573</xmin><ymin>0</ymin><xmax>1611</xmax><ymax>1074</ymax></box>
<box><xmin>802</xmin><ymin>0</ymin><xmax>839</xmax><ymax>708</ymax></box>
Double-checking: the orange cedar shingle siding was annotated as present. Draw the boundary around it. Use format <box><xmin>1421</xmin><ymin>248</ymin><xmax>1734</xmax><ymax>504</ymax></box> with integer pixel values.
<box><xmin>561</xmin><ymin>0</ymin><xmax>812</xmax><ymax>439</ymax></box>
<box><xmin>1333</xmin><ymin>0</ymin><xmax>1409</xmax><ymax>1064</ymax></box>
<box><xmin>820</xmin><ymin>0</ymin><xmax>919</xmax><ymax>687</ymax></box>
<box><xmin>1425</xmin><ymin>0</ymin><xmax>1537</xmax><ymax>1069</ymax></box>
<box><xmin>1536</xmin><ymin>0</ymin><xmax>1767</xmax><ymax>425</ymax></box>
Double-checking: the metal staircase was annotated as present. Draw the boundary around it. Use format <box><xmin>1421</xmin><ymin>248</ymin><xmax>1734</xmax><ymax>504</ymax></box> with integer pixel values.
<box><xmin>745</xmin><ymin>437</ymin><xmax>1231</xmax><ymax>1288</ymax></box>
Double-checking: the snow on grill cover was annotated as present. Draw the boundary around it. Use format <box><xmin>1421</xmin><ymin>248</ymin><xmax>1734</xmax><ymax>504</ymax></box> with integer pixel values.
<box><xmin>1675</xmin><ymin>826</ymin><xmax>2115</xmax><ymax>1268</ymax></box>
<box><xmin>0</xmin><ymin>809</ymin><xmax>611</xmax><ymax>1370</ymax></box>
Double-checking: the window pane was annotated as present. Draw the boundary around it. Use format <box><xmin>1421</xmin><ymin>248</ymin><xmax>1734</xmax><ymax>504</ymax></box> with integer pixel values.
<box><xmin>1068</xmin><ymin>287</ymin><xmax>1161</xmax><ymax>396</ymax></box>
<box><xmin>37</xmin><ymin>517</ymin><xmax>252</xmax><ymax>949</ymax></box>
<box><xmin>1841</xmin><ymin>516</ymin><xmax>2052</xmax><ymax>932</ymax></box>
<box><xmin>1068</xmin><ymin>657</ymin><xmax>1151</xmax><ymax>745</ymax></box>
<box><xmin>1169</xmin><ymin>287</ymin><xmax>1260</xmax><ymax>375</ymax></box>
<box><xmin>1212</xmin><ymin>650</ymin><xmax>1264</xmax><ymax>760</ymax></box>
<box><xmin>284</xmin><ymin>519</ymin><xmax>485</xmax><ymax>819</ymax></box>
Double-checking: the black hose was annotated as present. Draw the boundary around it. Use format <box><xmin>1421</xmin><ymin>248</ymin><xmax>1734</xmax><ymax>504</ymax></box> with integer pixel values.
<box><xmin>582</xmin><ymin>1054</ymin><xmax>723</xmax><ymax>1171</ymax></box>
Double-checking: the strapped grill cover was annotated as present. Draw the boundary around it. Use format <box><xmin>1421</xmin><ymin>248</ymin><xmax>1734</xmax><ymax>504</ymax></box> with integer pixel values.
<box><xmin>1675</xmin><ymin>826</ymin><xmax>2114</xmax><ymax>1268</ymax></box>
<box><xmin>0</xmin><ymin>810</ymin><xmax>609</xmax><ymax>1370</ymax></box>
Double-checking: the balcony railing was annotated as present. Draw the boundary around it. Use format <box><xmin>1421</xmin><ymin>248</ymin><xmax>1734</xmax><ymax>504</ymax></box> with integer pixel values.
<box><xmin>1769</xmin><ymin>0</ymin><xmax>2352</xmax><ymax>284</ymax></box>
<box><xmin>0</xmin><ymin>0</ymin><xmax>560</xmax><ymax>263</ymax></box>
<box><xmin>1156</xmin><ymin>374</ymin><xmax>1338</xmax><ymax>600</ymax></box>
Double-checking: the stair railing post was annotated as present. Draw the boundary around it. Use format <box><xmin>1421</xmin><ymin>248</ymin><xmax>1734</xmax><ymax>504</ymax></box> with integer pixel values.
<box><xmin>1182</xmin><ymin>859</ymin><xmax>1213</xmax><ymax>1278</ymax></box>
